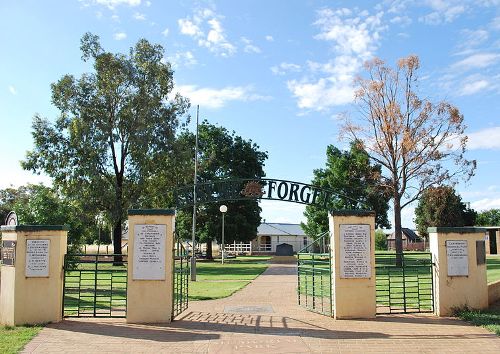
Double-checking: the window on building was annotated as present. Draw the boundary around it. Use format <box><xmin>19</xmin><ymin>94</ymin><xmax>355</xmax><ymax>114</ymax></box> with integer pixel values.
<box><xmin>303</xmin><ymin>237</ymin><xmax>308</xmax><ymax>246</ymax></box>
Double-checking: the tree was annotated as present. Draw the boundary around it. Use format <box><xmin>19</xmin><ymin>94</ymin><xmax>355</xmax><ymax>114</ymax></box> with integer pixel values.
<box><xmin>415</xmin><ymin>186</ymin><xmax>477</xmax><ymax>239</ymax></box>
<box><xmin>302</xmin><ymin>141</ymin><xmax>391</xmax><ymax>238</ymax></box>
<box><xmin>0</xmin><ymin>186</ymin><xmax>29</xmax><ymax>223</ymax></box>
<box><xmin>375</xmin><ymin>229</ymin><xmax>387</xmax><ymax>251</ymax></box>
<box><xmin>477</xmin><ymin>209</ymin><xmax>500</xmax><ymax>226</ymax></box>
<box><xmin>175</xmin><ymin>122</ymin><xmax>268</xmax><ymax>258</ymax></box>
<box><xmin>22</xmin><ymin>33</ymin><xmax>189</xmax><ymax>260</ymax></box>
<box><xmin>0</xmin><ymin>184</ymin><xmax>93</xmax><ymax>246</ymax></box>
<box><xmin>341</xmin><ymin>55</ymin><xmax>475</xmax><ymax>259</ymax></box>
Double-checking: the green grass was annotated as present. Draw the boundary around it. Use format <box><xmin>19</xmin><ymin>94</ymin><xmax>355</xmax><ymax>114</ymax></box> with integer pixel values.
<box><xmin>487</xmin><ymin>255</ymin><xmax>500</xmax><ymax>283</ymax></box>
<box><xmin>189</xmin><ymin>256</ymin><xmax>271</xmax><ymax>301</ymax></box>
<box><xmin>454</xmin><ymin>303</ymin><xmax>500</xmax><ymax>336</ymax></box>
<box><xmin>0</xmin><ymin>325</ymin><xmax>42</xmax><ymax>354</ymax></box>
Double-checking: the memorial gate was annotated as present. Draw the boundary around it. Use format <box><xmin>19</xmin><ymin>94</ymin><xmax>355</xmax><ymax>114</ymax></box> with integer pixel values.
<box><xmin>0</xmin><ymin>178</ymin><xmax>489</xmax><ymax>325</ymax></box>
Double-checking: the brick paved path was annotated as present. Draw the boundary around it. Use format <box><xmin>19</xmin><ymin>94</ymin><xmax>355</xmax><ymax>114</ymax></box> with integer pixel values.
<box><xmin>23</xmin><ymin>257</ymin><xmax>500</xmax><ymax>353</ymax></box>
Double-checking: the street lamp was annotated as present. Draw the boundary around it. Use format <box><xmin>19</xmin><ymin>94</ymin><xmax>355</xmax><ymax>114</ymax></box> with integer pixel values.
<box><xmin>219</xmin><ymin>204</ymin><xmax>227</xmax><ymax>264</ymax></box>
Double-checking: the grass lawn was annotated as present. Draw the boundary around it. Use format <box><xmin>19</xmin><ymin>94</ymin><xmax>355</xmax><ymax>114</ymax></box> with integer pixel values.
<box><xmin>487</xmin><ymin>255</ymin><xmax>500</xmax><ymax>283</ymax></box>
<box><xmin>454</xmin><ymin>302</ymin><xmax>500</xmax><ymax>336</ymax></box>
<box><xmin>0</xmin><ymin>325</ymin><xmax>42</xmax><ymax>354</ymax></box>
<box><xmin>189</xmin><ymin>256</ymin><xmax>271</xmax><ymax>301</ymax></box>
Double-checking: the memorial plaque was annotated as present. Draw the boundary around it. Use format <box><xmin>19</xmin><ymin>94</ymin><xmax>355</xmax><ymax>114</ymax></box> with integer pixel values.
<box><xmin>476</xmin><ymin>240</ymin><xmax>486</xmax><ymax>265</ymax></box>
<box><xmin>446</xmin><ymin>240</ymin><xmax>468</xmax><ymax>276</ymax></box>
<box><xmin>340</xmin><ymin>224</ymin><xmax>371</xmax><ymax>278</ymax></box>
<box><xmin>25</xmin><ymin>239</ymin><xmax>50</xmax><ymax>277</ymax></box>
<box><xmin>1</xmin><ymin>240</ymin><xmax>16</xmax><ymax>266</ymax></box>
<box><xmin>133</xmin><ymin>224</ymin><xmax>166</xmax><ymax>280</ymax></box>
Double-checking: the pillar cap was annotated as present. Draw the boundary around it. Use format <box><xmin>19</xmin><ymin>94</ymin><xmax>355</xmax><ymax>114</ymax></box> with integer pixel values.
<box><xmin>0</xmin><ymin>225</ymin><xmax>70</xmax><ymax>232</ymax></box>
<box><xmin>427</xmin><ymin>226</ymin><xmax>487</xmax><ymax>234</ymax></box>
<box><xmin>128</xmin><ymin>209</ymin><xmax>176</xmax><ymax>216</ymax></box>
<box><xmin>330</xmin><ymin>210</ymin><xmax>375</xmax><ymax>217</ymax></box>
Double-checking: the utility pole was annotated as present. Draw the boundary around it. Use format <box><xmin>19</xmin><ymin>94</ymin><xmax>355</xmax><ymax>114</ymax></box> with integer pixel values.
<box><xmin>190</xmin><ymin>105</ymin><xmax>199</xmax><ymax>281</ymax></box>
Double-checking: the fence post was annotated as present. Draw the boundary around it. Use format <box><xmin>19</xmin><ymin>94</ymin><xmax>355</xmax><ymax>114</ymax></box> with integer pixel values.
<box><xmin>329</xmin><ymin>210</ymin><xmax>376</xmax><ymax>319</ymax></box>
<box><xmin>429</xmin><ymin>227</ymin><xmax>488</xmax><ymax>316</ymax></box>
<box><xmin>126</xmin><ymin>209</ymin><xmax>176</xmax><ymax>324</ymax></box>
<box><xmin>0</xmin><ymin>225</ymin><xmax>68</xmax><ymax>326</ymax></box>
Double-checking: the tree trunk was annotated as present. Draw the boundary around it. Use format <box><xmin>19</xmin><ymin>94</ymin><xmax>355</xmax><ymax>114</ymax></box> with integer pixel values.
<box><xmin>113</xmin><ymin>218</ymin><xmax>123</xmax><ymax>265</ymax></box>
<box><xmin>394</xmin><ymin>195</ymin><xmax>403</xmax><ymax>267</ymax></box>
<box><xmin>206</xmin><ymin>240</ymin><xmax>213</xmax><ymax>260</ymax></box>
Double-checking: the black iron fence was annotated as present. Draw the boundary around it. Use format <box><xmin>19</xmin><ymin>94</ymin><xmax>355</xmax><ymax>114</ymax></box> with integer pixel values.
<box><xmin>63</xmin><ymin>254</ymin><xmax>127</xmax><ymax>318</ymax></box>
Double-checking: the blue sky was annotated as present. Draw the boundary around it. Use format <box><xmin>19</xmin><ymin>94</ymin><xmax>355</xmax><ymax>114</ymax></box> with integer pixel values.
<box><xmin>1</xmin><ymin>0</ymin><xmax>500</xmax><ymax>228</ymax></box>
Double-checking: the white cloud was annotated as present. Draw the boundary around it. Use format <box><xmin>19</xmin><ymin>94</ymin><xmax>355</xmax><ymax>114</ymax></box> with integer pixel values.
<box><xmin>176</xmin><ymin>85</ymin><xmax>270</xmax><ymax>109</ymax></box>
<box><xmin>287</xmin><ymin>9</ymin><xmax>385</xmax><ymax>111</ymax></box>
<box><xmin>178</xmin><ymin>8</ymin><xmax>236</xmax><ymax>57</ymax></box>
<box><xmin>390</xmin><ymin>15</ymin><xmax>412</xmax><ymax>26</ymax></box>
<box><xmin>162</xmin><ymin>28</ymin><xmax>169</xmax><ymax>37</ymax></box>
<box><xmin>94</xmin><ymin>0</ymin><xmax>141</xmax><ymax>10</ymax></box>
<box><xmin>451</xmin><ymin>53</ymin><xmax>500</xmax><ymax>70</ymax></box>
<box><xmin>111</xmin><ymin>14</ymin><xmax>120</xmax><ymax>22</ymax></box>
<box><xmin>167</xmin><ymin>51</ymin><xmax>197</xmax><ymax>68</ymax></box>
<box><xmin>265</xmin><ymin>35</ymin><xmax>274</xmax><ymax>42</ymax></box>
<box><xmin>8</xmin><ymin>85</ymin><xmax>17</xmax><ymax>95</ymax></box>
<box><xmin>271</xmin><ymin>62</ymin><xmax>301</xmax><ymax>76</ymax></box>
<box><xmin>260</xmin><ymin>200</ymin><xmax>306</xmax><ymax>224</ymax></box>
<box><xmin>467</xmin><ymin>126</ymin><xmax>500</xmax><ymax>150</ymax></box>
<box><xmin>133</xmin><ymin>12</ymin><xmax>146</xmax><ymax>20</ymax></box>
<box><xmin>459</xmin><ymin>78</ymin><xmax>489</xmax><ymax>95</ymax></box>
<box><xmin>471</xmin><ymin>198</ymin><xmax>500</xmax><ymax>211</ymax></box>
<box><xmin>178</xmin><ymin>18</ymin><xmax>202</xmax><ymax>36</ymax></box>
<box><xmin>241</xmin><ymin>37</ymin><xmax>261</xmax><ymax>54</ymax></box>
<box><xmin>113</xmin><ymin>32</ymin><xmax>127</xmax><ymax>40</ymax></box>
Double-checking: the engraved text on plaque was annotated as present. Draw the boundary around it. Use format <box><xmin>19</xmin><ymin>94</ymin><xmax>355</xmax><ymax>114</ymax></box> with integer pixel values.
<box><xmin>340</xmin><ymin>224</ymin><xmax>371</xmax><ymax>278</ymax></box>
<box><xmin>133</xmin><ymin>224</ymin><xmax>166</xmax><ymax>280</ymax></box>
<box><xmin>25</xmin><ymin>239</ymin><xmax>50</xmax><ymax>277</ymax></box>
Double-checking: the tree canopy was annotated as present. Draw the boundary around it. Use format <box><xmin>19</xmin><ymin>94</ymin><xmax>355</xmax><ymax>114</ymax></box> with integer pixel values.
<box><xmin>414</xmin><ymin>186</ymin><xmax>476</xmax><ymax>239</ymax></box>
<box><xmin>175</xmin><ymin>121</ymin><xmax>268</xmax><ymax>258</ymax></box>
<box><xmin>476</xmin><ymin>209</ymin><xmax>500</xmax><ymax>226</ymax></box>
<box><xmin>302</xmin><ymin>141</ymin><xmax>391</xmax><ymax>238</ymax></box>
<box><xmin>341</xmin><ymin>55</ymin><xmax>476</xmax><ymax>256</ymax></box>
<box><xmin>0</xmin><ymin>184</ymin><xmax>93</xmax><ymax>246</ymax></box>
<box><xmin>22</xmin><ymin>33</ymin><xmax>190</xmax><ymax>257</ymax></box>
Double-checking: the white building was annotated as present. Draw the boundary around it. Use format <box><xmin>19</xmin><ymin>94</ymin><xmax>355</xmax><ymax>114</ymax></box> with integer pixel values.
<box><xmin>251</xmin><ymin>222</ymin><xmax>312</xmax><ymax>254</ymax></box>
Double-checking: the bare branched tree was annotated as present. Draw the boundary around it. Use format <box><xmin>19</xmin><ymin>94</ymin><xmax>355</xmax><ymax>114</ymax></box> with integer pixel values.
<box><xmin>342</xmin><ymin>55</ymin><xmax>476</xmax><ymax>260</ymax></box>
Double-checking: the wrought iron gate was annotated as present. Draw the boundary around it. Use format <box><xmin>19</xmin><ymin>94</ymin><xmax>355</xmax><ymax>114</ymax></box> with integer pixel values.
<box><xmin>63</xmin><ymin>254</ymin><xmax>127</xmax><ymax>317</ymax></box>
<box><xmin>297</xmin><ymin>232</ymin><xmax>332</xmax><ymax>316</ymax></box>
<box><xmin>375</xmin><ymin>252</ymin><xmax>434</xmax><ymax>314</ymax></box>
<box><xmin>173</xmin><ymin>240</ymin><xmax>189</xmax><ymax>318</ymax></box>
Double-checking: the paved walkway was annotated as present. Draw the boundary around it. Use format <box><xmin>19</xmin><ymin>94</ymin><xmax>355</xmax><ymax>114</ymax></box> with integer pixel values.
<box><xmin>23</xmin><ymin>257</ymin><xmax>500</xmax><ymax>353</ymax></box>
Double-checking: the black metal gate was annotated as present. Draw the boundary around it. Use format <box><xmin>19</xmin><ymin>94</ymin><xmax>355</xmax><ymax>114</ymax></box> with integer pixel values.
<box><xmin>297</xmin><ymin>232</ymin><xmax>332</xmax><ymax>316</ymax></box>
<box><xmin>375</xmin><ymin>252</ymin><xmax>434</xmax><ymax>314</ymax></box>
<box><xmin>63</xmin><ymin>254</ymin><xmax>127</xmax><ymax>317</ymax></box>
<box><xmin>173</xmin><ymin>240</ymin><xmax>189</xmax><ymax>318</ymax></box>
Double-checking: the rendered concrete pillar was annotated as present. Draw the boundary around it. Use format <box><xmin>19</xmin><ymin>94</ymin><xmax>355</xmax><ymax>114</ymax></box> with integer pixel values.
<box><xmin>329</xmin><ymin>210</ymin><xmax>376</xmax><ymax>319</ymax></box>
<box><xmin>429</xmin><ymin>227</ymin><xmax>488</xmax><ymax>316</ymax></box>
<box><xmin>0</xmin><ymin>225</ymin><xmax>68</xmax><ymax>326</ymax></box>
<box><xmin>126</xmin><ymin>209</ymin><xmax>175</xmax><ymax>324</ymax></box>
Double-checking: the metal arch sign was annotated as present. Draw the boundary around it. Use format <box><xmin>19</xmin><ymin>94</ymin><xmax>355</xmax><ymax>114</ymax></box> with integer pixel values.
<box><xmin>173</xmin><ymin>178</ymin><xmax>365</xmax><ymax>210</ymax></box>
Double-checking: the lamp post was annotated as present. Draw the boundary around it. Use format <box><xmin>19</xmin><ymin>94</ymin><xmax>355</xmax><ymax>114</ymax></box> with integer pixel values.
<box><xmin>219</xmin><ymin>204</ymin><xmax>227</xmax><ymax>264</ymax></box>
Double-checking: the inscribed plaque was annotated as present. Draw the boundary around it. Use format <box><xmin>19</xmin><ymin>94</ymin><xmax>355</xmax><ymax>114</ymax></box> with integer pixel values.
<box><xmin>1</xmin><ymin>240</ymin><xmax>16</xmax><ymax>266</ymax></box>
<box><xmin>340</xmin><ymin>224</ymin><xmax>371</xmax><ymax>278</ymax></box>
<box><xmin>25</xmin><ymin>239</ymin><xmax>50</xmax><ymax>277</ymax></box>
<box><xmin>133</xmin><ymin>224</ymin><xmax>166</xmax><ymax>280</ymax></box>
<box><xmin>446</xmin><ymin>240</ymin><xmax>468</xmax><ymax>276</ymax></box>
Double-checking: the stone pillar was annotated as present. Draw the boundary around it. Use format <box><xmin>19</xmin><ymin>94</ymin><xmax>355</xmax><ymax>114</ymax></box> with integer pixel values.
<box><xmin>0</xmin><ymin>225</ymin><xmax>68</xmax><ymax>326</ymax></box>
<box><xmin>126</xmin><ymin>209</ymin><xmax>175</xmax><ymax>324</ymax></box>
<box><xmin>329</xmin><ymin>210</ymin><xmax>376</xmax><ymax>319</ymax></box>
<box><xmin>429</xmin><ymin>227</ymin><xmax>488</xmax><ymax>317</ymax></box>
<box><xmin>485</xmin><ymin>231</ymin><xmax>491</xmax><ymax>255</ymax></box>
<box><xmin>496</xmin><ymin>230</ymin><xmax>500</xmax><ymax>255</ymax></box>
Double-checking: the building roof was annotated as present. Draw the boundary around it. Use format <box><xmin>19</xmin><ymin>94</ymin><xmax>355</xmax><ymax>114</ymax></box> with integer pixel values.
<box><xmin>387</xmin><ymin>228</ymin><xmax>421</xmax><ymax>241</ymax></box>
<box><xmin>257</xmin><ymin>223</ymin><xmax>306</xmax><ymax>236</ymax></box>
